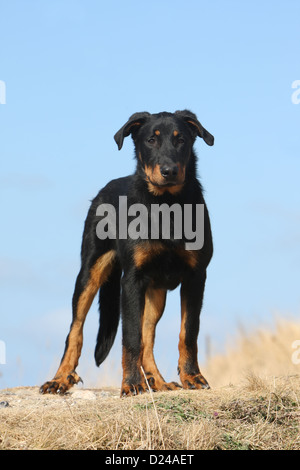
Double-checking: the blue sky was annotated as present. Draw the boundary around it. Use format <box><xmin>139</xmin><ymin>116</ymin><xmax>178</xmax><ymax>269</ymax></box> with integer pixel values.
<box><xmin>1</xmin><ymin>1</ymin><xmax>300</xmax><ymax>389</ymax></box>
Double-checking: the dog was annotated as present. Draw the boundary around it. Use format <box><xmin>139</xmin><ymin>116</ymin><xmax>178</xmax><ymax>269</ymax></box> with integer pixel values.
<box><xmin>40</xmin><ymin>110</ymin><xmax>214</xmax><ymax>396</ymax></box>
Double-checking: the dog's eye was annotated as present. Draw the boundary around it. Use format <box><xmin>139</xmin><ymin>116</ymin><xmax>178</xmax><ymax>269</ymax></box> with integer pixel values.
<box><xmin>178</xmin><ymin>138</ymin><xmax>185</xmax><ymax>144</ymax></box>
<box><xmin>147</xmin><ymin>137</ymin><xmax>155</xmax><ymax>144</ymax></box>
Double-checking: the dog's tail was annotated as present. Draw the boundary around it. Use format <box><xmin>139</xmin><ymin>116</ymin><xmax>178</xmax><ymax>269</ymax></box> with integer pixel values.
<box><xmin>94</xmin><ymin>260</ymin><xmax>122</xmax><ymax>367</ymax></box>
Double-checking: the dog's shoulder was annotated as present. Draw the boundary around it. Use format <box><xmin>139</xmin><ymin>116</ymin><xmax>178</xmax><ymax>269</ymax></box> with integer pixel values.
<box><xmin>91</xmin><ymin>175</ymin><xmax>133</xmax><ymax>205</ymax></box>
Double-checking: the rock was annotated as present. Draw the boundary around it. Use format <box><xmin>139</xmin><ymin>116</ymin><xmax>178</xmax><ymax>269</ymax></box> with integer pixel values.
<box><xmin>70</xmin><ymin>390</ymin><xmax>97</xmax><ymax>401</ymax></box>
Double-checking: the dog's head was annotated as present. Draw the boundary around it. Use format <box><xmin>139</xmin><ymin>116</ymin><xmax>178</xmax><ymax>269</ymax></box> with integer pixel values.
<box><xmin>114</xmin><ymin>110</ymin><xmax>214</xmax><ymax>196</ymax></box>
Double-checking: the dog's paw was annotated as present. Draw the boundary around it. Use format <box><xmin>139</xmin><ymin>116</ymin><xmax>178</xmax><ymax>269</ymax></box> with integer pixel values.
<box><xmin>145</xmin><ymin>374</ymin><xmax>182</xmax><ymax>392</ymax></box>
<box><xmin>181</xmin><ymin>373</ymin><xmax>210</xmax><ymax>390</ymax></box>
<box><xmin>39</xmin><ymin>371</ymin><xmax>82</xmax><ymax>395</ymax></box>
<box><xmin>120</xmin><ymin>381</ymin><xmax>149</xmax><ymax>397</ymax></box>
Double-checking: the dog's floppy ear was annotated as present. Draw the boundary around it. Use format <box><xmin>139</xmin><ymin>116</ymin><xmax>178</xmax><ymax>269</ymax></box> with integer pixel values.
<box><xmin>114</xmin><ymin>112</ymin><xmax>150</xmax><ymax>150</ymax></box>
<box><xmin>175</xmin><ymin>110</ymin><xmax>214</xmax><ymax>146</ymax></box>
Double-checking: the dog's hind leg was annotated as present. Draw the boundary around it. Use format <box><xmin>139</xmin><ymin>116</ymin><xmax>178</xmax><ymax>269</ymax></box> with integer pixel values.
<box><xmin>141</xmin><ymin>287</ymin><xmax>182</xmax><ymax>391</ymax></box>
<box><xmin>40</xmin><ymin>250</ymin><xmax>117</xmax><ymax>394</ymax></box>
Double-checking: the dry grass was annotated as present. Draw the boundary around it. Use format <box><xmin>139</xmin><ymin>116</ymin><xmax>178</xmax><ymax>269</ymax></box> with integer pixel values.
<box><xmin>204</xmin><ymin>317</ymin><xmax>300</xmax><ymax>387</ymax></box>
<box><xmin>0</xmin><ymin>318</ymin><xmax>299</xmax><ymax>450</ymax></box>
<box><xmin>0</xmin><ymin>375</ymin><xmax>299</xmax><ymax>450</ymax></box>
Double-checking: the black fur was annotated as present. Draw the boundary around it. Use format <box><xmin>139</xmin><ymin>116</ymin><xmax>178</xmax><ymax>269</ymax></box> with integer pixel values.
<box><xmin>40</xmin><ymin>110</ymin><xmax>214</xmax><ymax>396</ymax></box>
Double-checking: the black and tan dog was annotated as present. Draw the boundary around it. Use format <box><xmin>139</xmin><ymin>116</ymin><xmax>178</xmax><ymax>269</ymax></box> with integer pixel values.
<box><xmin>40</xmin><ymin>110</ymin><xmax>214</xmax><ymax>396</ymax></box>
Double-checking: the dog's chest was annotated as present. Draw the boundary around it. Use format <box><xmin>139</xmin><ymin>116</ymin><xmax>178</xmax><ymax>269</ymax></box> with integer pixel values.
<box><xmin>133</xmin><ymin>241</ymin><xmax>198</xmax><ymax>290</ymax></box>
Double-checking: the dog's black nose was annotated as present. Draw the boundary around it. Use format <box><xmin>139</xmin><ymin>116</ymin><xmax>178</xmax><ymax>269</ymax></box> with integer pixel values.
<box><xmin>160</xmin><ymin>164</ymin><xmax>179</xmax><ymax>180</ymax></box>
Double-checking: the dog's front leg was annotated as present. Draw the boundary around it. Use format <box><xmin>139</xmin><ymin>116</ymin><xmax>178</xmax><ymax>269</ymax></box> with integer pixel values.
<box><xmin>178</xmin><ymin>270</ymin><xmax>210</xmax><ymax>390</ymax></box>
<box><xmin>120</xmin><ymin>273</ymin><xmax>148</xmax><ymax>396</ymax></box>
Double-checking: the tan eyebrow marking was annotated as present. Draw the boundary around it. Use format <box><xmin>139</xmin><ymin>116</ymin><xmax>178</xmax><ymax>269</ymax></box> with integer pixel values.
<box><xmin>173</xmin><ymin>130</ymin><xmax>179</xmax><ymax>136</ymax></box>
<box><xmin>154</xmin><ymin>130</ymin><xmax>160</xmax><ymax>136</ymax></box>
